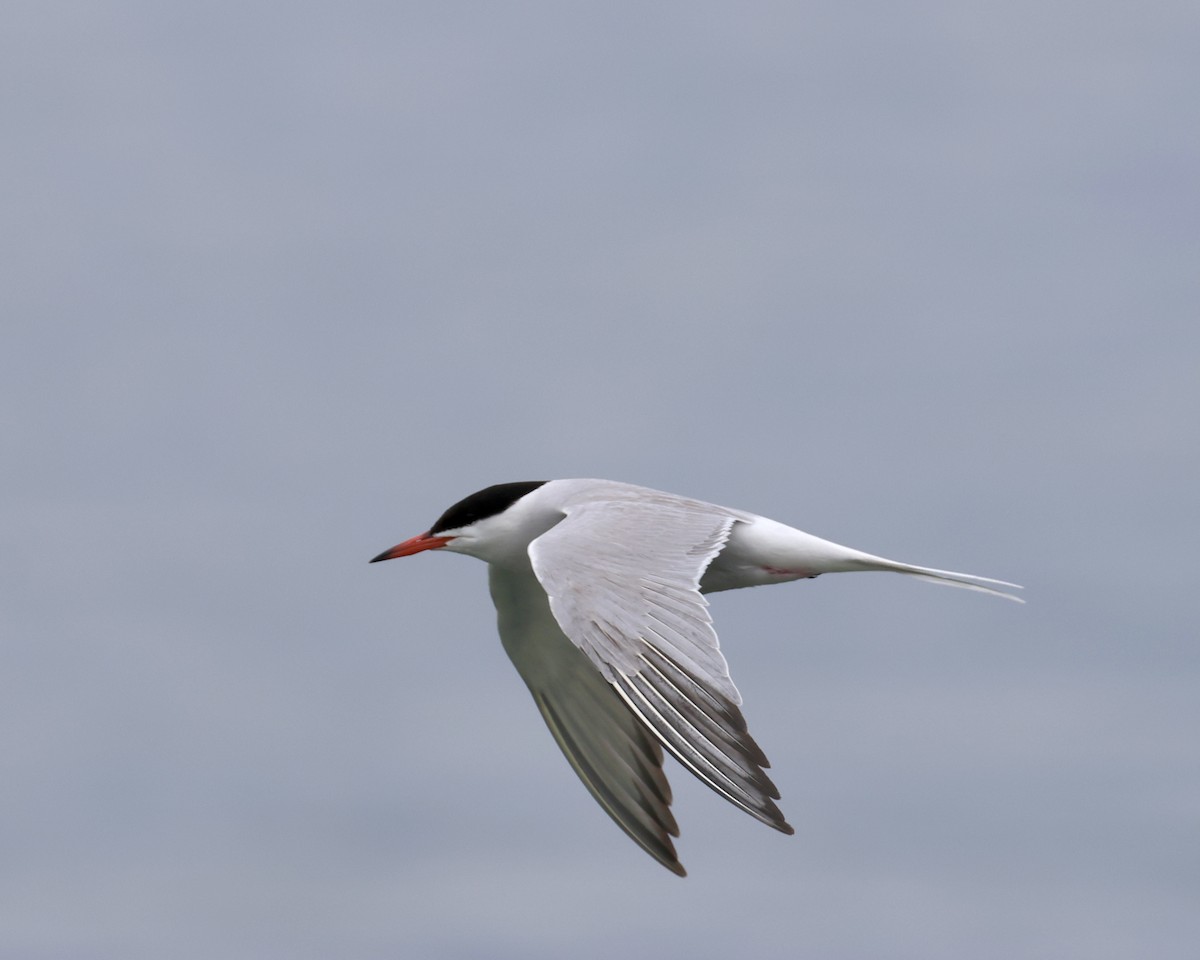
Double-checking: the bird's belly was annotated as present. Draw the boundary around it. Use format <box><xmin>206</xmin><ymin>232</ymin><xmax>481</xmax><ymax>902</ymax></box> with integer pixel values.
<box><xmin>700</xmin><ymin>516</ymin><xmax>866</xmax><ymax>593</ymax></box>
<box><xmin>700</xmin><ymin>560</ymin><xmax>817</xmax><ymax>593</ymax></box>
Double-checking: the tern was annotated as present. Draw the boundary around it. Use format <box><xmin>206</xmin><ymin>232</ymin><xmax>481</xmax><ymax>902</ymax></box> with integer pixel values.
<box><xmin>370</xmin><ymin>479</ymin><xmax>1021</xmax><ymax>875</ymax></box>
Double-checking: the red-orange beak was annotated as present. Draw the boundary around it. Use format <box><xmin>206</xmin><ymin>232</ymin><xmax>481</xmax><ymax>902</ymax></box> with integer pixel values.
<box><xmin>369</xmin><ymin>531</ymin><xmax>454</xmax><ymax>562</ymax></box>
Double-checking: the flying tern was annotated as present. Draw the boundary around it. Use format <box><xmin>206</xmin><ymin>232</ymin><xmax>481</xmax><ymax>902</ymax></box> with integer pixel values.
<box><xmin>371</xmin><ymin>478</ymin><xmax>1021</xmax><ymax>875</ymax></box>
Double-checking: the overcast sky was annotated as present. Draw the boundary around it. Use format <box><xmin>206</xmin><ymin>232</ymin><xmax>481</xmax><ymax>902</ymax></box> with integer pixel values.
<box><xmin>3</xmin><ymin>2</ymin><xmax>1198</xmax><ymax>958</ymax></box>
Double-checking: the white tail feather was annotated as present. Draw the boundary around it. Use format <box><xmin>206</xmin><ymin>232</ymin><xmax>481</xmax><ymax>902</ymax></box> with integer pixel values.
<box><xmin>848</xmin><ymin>558</ymin><xmax>1025</xmax><ymax>603</ymax></box>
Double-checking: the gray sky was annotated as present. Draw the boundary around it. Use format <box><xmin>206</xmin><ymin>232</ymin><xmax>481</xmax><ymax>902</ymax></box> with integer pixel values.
<box><xmin>3</xmin><ymin>2</ymin><xmax>1198</xmax><ymax>958</ymax></box>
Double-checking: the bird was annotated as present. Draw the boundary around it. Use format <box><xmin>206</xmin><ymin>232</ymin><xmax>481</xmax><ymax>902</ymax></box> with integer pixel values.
<box><xmin>370</xmin><ymin>478</ymin><xmax>1021</xmax><ymax>876</ymax></box>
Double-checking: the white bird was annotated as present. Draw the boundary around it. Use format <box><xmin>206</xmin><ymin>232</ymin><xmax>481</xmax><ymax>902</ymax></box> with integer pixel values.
<box><xmin>370</xmin><ymin>479</ymin><xmax>1021</xmax><ymax>876</ymax></box>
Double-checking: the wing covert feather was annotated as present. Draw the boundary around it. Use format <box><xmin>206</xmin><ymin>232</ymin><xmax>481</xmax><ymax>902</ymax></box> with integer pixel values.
<box><xmin>528</xmin><ymin>498</ymin><xmax>740</xmax><ymax>699</ymax></box>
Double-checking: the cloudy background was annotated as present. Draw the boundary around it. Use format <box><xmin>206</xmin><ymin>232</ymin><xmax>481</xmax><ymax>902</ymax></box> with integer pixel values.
<box><xmin>4</xmin><ymin>2</ymin><xmax>1197</xmax><ymax>957</ymax></box>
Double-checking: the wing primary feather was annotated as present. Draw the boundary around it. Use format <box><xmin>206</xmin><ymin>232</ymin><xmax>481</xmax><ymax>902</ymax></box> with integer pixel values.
<box><xmin>636</xmin><ymin>645</ymin><xmax>772</xmax><ymax>771</ymax></box>
<box><xmin>640</xmin><ymin>614</ymin><xmax>732</xmax><ymax>689</ymax></box>
<box><xmin>612</xmin><ymin>675</ymin><xmax>792</xmax><ymax>834</ymax></box>
<box><xmin>547</xmin><ymin>683</ymin><xmax>677</xmax><ymax>818</ymax></box>
<box><xmin>535</xmin><ymin>694</ymin><xmax>674</xmax><ymax>838</ymax></box>
<box><xmin>533</xmin><ymin>692</ymin><xmax>686</xmax><ymax>875</ymax></box>
<box><xmin>623</xmin><ymin>666</ymin><xmax>780</xmax><ymax>801</ymax></box>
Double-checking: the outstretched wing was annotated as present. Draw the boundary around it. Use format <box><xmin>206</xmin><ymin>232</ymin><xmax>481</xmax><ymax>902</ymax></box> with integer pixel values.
<box><xmin>490</xmin><ymin>566</ymin><xmax>685</xmax><ymax>875</ymax></box>
<box><xmin>526</xmin><ymin>495</ymin><xmax>793</xmax><ymax>836</ymax></box>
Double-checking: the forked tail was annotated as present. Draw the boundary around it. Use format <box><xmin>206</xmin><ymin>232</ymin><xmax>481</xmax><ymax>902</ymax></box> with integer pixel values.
<box><xmin>848</xmin><ymin>556</ymin><xmax>1025</xmax><ymax>602</ymax></box>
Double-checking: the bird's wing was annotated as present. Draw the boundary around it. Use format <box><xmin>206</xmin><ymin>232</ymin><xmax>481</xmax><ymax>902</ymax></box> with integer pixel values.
<box><xmin>489</xmin><ymin>566</ymin><xmax>686</xmax><ymax>875</ymax></box>
<box><xmin>526</xmin><ymin>495</ymin><xmax>793</xmax><ymax>835</ymax></box>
